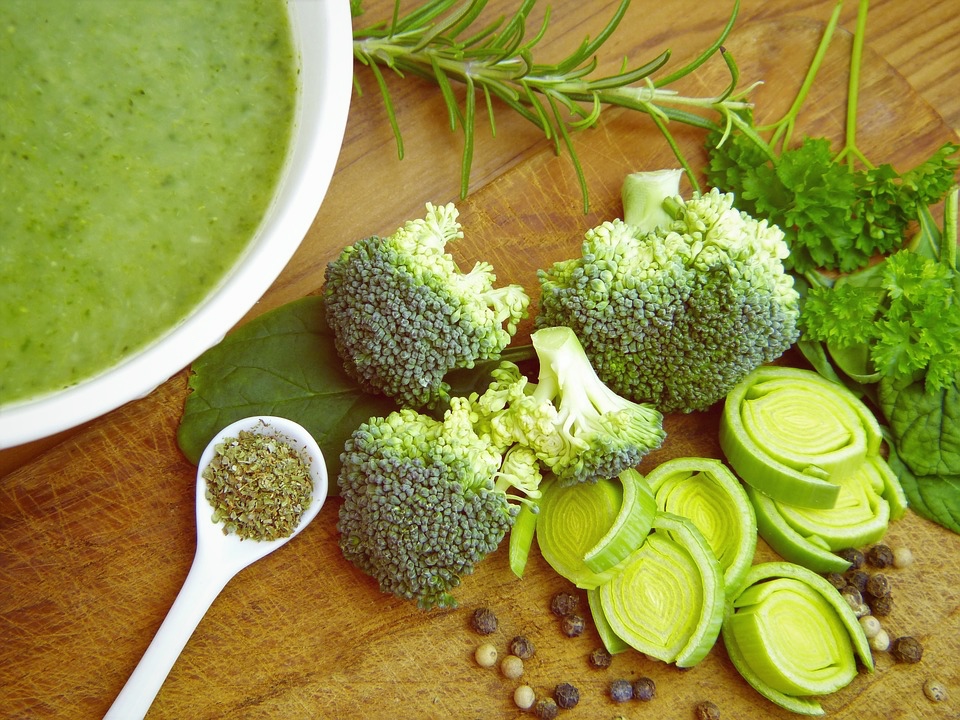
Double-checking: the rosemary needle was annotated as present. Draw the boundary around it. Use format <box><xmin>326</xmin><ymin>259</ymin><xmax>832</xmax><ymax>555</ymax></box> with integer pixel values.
<box><xmin>352</xmin><ymin>0</ymin><xmax>754</xmax><ymax>211</ymax></box>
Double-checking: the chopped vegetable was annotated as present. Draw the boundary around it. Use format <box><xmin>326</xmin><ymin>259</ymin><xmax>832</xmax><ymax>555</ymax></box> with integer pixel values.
<box><xmin>536</xmin><ymin>170</ymin><xmax>800</xmax><ymax>413</ymax></box>
<box><xmin>598</xmin><ymin>512</ymin><xmax>724</xmax><ymax>667</ymax></box>
<box><xmin>722</xmin><ymin>561</ymin><xmax>874</xmax><ymax>715</ymax></box>
<box><xmin>336</xmin><ymin>399</ymin><xmax>525</xmax><ymax>609</ymax></box>
<box><xmin>644</xmin><ymin>457</ymin><xmax>757</xmax><ymax>594</ymax></box>
<box><xmin>719</xmin><ymin>366</ymin><xmax>889</xmax><ymax>509</ymax></box>
<box><xmin>323</xmin><ymin>202</ymin><xmax>529</xmax><ymax>409</ymax></box>
<box><xmin>536</xmin><ymin>469</ymin><xmax>657</xmax><ymax>589</ymax></box>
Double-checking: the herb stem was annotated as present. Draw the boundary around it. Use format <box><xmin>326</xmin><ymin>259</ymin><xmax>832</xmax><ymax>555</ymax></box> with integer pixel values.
<box><xmin>352</xmin><ymin>0</ymin><xmax>752</xmax><ymax>210</ymax></box>
<box><xmin>761</xmin><ymin>0</ymin><xmax>844</xmax><ymax>152</ymax></box>
<box><xmin>834</xmin><ymin>0</ymin><xmax>874</xmax><ymax>169</ymax></box>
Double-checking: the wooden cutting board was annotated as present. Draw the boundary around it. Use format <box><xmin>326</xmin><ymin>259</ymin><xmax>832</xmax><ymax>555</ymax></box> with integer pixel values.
<box><xmin>1</xmin><ymin>3</ymin><xmax>958</xmax><ymax>719</ymax></box>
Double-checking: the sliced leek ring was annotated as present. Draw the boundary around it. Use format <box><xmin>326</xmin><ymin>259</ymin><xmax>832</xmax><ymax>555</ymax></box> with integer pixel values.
<box><xmin>747</xmin><ymin>485</ymin><xmax>852</xmax><ymax>574</ymax></box>
<box><xmin>584</xmin><ymin>468</ymin><xmax>657</xmax><ymax>573</ymax></box>
<box><xmin>645</xmin><ymin>457</ymin><xmax>757</xmax><ymax>594</ymax></box>
<box><xmin>599</xmin><ymin>512</ymin><xmax>724</xmax><ymax>667</ymax></box>
<box><xmin>536</xmin><ymin>476</ymin><xmax>624</xmax><ymax>588</ymax></box>
<box><xmin>776</xmin><ymin>455</ymin><xmax>893</xmax><ymax>549</ymax></box>
<box><xmin>720</xmin><ymin>366</ymin><xmax>883</xmax><ymax>509</ymax></box>
<box><xmin>722</xmin><ymin>561</ymin><xmax>874</xmax><ymax>716</ymax></box>
<box><xmin>587</xmin><ymin>585</ymin><xmax>631</xmax><ymax>655</ymax></box>
<box><xmin>749</xmin><ymin>455</ymin><xmax>903</xmax><ymax>573</ymax></box>
<box><xmin>508</xmin><ymin>501</ymin><xmax>538</xmax><ymax>579</ymax></box>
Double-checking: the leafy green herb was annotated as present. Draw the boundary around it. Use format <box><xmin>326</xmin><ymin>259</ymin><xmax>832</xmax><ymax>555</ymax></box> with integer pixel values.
<box><xmin>705</xmin><ymin>1</ymin><xmax>959</xmax><ymax>274</ymax></box>
<box><xmin>177</xmin><ymin>296</ymin><xmax>399</xmax><ymax>489</ymax></box>
<box><xmin>352</xmin><ymin>0</ymin><xmax>754</xmax><ymax>210</ymax></box>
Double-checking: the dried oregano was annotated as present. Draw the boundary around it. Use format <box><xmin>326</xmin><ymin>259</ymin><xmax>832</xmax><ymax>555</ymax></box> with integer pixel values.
<box><xmin>203</xmin><ymin>429</ymin><xmax>312</xmax><ymax>541</ymax></box>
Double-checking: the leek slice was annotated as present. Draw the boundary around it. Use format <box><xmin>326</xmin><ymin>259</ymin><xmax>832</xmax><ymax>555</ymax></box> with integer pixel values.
<box><xmin>645</xmin><ymin>457</ymin><xmax>757</xmax><ymax>594</ymax></box>
<box><xmin>599</xmin><ymin>512</ymin><xmax>724</xmax><ymax>667</ymax></box>
<box><xmin>536</xmin><ymin>470</ymin><xmax>657</xmax><ymax>588</ymax></box>
<box><xmin>536</xmin><ymin>476</ymin><xmax>624</xmax><ymax>588</ymax></box>
<box><xmin>748</xmin><ymin>454</ymin><xmax>904</xmax><ymax>572</ymax></box>
<box><xmin>508</xmin><ymin>501</ymin><xmax>538</xmax><ymax>579</ymax></box>
<box><xmin>722</xmin><ymin>561</ymin><xmax>873</xmax><ymax>716</ymax></box>
<box><xmin>587</xmin><ymin>586</ymin><xmax>631</xmax><ymax>655</ymax></box>
<box><xmin>747</xmin><ymin>485</ymin><xmax>852</xmax><ymax>574</ymax></box>
<box><xmin>584</xmin><ymin>468</ymin><xmax>657</xmax><ymax>573</ymax></box>
<box><xmin>720</xmin><ymin>366</ymin><xmax>883</xmax><ymax>509</ymax></box>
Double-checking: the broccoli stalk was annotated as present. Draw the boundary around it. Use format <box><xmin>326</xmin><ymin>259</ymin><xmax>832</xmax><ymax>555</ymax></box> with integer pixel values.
<box><xmin>526</xmin><ymin>326</ymin><xmax>666</xmax><ymax>485</ymax></box>
<box><xmin>323</xmin><ymin>202</ymin><xmax>530</xmax><ymax>410</ymax></box>
<box><xmin>536</xmin><ymin>170</ymin><xmax>801</xmax><ymax>413</ymax></box>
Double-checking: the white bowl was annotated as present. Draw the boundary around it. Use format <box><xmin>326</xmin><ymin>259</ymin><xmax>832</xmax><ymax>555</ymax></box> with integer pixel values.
<box><xmin>0</xmin><ymin>0</ymin><xmax>354</xmax><ymax>449</ymax></box>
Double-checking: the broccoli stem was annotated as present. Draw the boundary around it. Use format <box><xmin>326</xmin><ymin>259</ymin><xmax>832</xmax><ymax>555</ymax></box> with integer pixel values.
<box><xmin>621</xmin><ymin>169</ymin><xmax>683</xmax><ymax>231</ymax></box>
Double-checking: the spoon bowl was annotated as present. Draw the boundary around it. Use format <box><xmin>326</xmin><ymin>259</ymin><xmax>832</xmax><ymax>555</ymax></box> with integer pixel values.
<box><xmin>104</xmin><ymin>416</ymin><xmax>327</xmax><ymax>720</ymax></box>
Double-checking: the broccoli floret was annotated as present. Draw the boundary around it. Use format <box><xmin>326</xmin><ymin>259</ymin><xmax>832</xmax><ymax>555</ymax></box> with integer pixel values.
<box><xmin>535</xmin><ymin>170</ymin><xmax>800</xmax><ymax>413</ymax></box>
<box><xmin>523</xmin><ymin>326</ymin><xmax>666</xmax><ymax>484</ymax></box>
<box><xmin>336</xmin><ymin>397</ymin><xmax>523</xmax><ymax>610</ymax></box>
<box><xmin>323</xmin><ymin>202</ymin><xmax>530</xmax><ymax>409</ymax></box>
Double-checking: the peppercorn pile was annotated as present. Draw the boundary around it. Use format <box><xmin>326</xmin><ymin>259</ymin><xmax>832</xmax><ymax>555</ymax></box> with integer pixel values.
<box><xmin>467</xmin><ymin>591</ymin><xmax>730</xmax><ymax>718</ymax></box>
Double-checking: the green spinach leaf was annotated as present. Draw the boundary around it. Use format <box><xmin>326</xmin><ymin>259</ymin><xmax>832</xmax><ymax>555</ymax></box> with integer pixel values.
<box><xmin>177</xmin><ymin>295</ymin><xmax>398</xmax><ymax>490</ymax></box>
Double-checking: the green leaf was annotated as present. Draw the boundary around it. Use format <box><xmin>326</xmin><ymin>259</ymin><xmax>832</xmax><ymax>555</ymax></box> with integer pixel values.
<box><xmin>887</xmin><ymin>446</ymin><xmax>960</xmax><ymax>535</ymax></box>
<box><xmin>877</xmin><ymin>374</ymin><xmax>960</xmax><ymax>477</ymax></box>
<box><xmin>176</xmin><ymin>295</ymin><xmax>399</xmax><ymax>491</ymax></box>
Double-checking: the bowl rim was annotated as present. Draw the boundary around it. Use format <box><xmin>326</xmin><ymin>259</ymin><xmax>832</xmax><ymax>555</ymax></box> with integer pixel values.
<box><xmin>0</xmin><ymin>0</ymin><xmax>354</xmax><ymax>449</ymax></box>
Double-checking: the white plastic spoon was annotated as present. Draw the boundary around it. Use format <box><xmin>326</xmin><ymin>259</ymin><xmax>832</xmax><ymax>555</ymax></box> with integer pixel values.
<box><xmin>103</xmin><ymin>416</ymin><xmax>328</xmax><ymax>720</ymax></box>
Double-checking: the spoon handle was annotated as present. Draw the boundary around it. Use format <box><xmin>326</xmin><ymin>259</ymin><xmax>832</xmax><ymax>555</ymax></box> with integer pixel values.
<box><xmin>103</xmin><ymin>551</ymin><xmax>228</xmax><ymax>720</ymax></box>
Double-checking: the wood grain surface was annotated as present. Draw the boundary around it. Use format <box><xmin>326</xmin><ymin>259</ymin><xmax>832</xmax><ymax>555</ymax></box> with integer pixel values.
<box><xmin>2</xmin><ymin>1</ymin><xmax>959</xmax><ymax>719</ymax></box>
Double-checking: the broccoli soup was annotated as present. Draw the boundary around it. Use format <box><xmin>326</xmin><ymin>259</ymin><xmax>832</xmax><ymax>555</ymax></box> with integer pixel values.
<box><xmin>0</xmin><ymin>0</ymin><xmax>297</xmax><ymax>405</ymax></box>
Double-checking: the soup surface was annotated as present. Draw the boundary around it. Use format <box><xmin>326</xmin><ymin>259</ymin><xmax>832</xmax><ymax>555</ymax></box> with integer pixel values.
<box><xmin>0</xmin><ymin>0</ymin><xmax>297</xmax><ymax>405</ymax></box>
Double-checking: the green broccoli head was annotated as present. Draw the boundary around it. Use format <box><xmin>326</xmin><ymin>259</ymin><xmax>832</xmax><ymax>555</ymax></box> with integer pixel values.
<box><xmin>324</xmin><ymin>202</ymin><xmax>530</xmax><ymax>409</ymax></box>
<box><xmin>336</xmin><ymin>398</ymin><xmax>518</xmax><ymax>609</ymax></box>
<box><xmin>536</xmin><ymin>172</ymin><xmax>800</xmax><ymax>414</ymax></box>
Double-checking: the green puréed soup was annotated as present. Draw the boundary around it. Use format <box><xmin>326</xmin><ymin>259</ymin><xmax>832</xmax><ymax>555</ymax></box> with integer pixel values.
<box><xmin>0</xmin><ymin>0</ymin><xmax>297</xmax><ymax>405</ymax></box>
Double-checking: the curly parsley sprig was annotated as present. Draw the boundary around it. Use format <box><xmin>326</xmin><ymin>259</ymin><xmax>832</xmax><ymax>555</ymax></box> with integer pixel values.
<box><xmin>352</xmin><ymin>0</ymin><xmax>754</xmax><ymax>210</ymax></box>
<box><xmin>706</xmin><ymin>0</ymin><xmax>959</xmax><ymax>275</ymax></box>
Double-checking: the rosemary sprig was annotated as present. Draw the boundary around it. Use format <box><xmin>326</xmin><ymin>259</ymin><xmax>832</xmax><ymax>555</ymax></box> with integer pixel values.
<box><xmin>352</xmin><ymin>0</ymin><xmax>754</xmax><ymax>211</ymax></box>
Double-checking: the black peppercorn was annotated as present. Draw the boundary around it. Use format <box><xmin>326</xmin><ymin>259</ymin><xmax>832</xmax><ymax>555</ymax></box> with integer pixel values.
<box><xmin>554</xmin><ymin>682</ymin><xmax>580</xmax><ymax>709</ymax></box>
<box><xmin>840</xmin><ymin>585</ymin><xmax>863</xmax><ymax>610</ymax></box>
<box><xmin>508</xmin><ymin>635</ymin><xmax>535</xmax><ymax>660</ymax></box>
<box><xmin>609</xmin><ymin>679</ymin><xmax>633</xmax><ymax>703</ymax></box>
<box><xmin>890</xmin><ymin>636</ymin><xmax>923</xmax><ymax>664</ymax></box>
<box><xmin>865</xmin><ymin>572</ymin><xmax>890</xmax><ymax>598</ymax></box>
<box><xmin>550</xmin><ymin>591</ymin><xmax>580</xmax><ymax>617</ymax></box>
<box><xmin>561</xmin><ymin>613</ymin><xmax>586</xmax><ymax>637</ymax></box>
<box><xmin>633</xmin><ymin>676</ymin><xmax>656</xmax><ymax>701</ymax></box>
<box><xmin>534</xmin><ymin>697</ymin><xmax>559</xmax><ymax>720</ymax></box>
<box><xmin>825</xmin><ymin>572</ymin><xmax>847</xmax><ymax>590</ymax></box>
<box><xmin>866</xmin><ymin>543</ymin><xmax>895</xmax><ymax>568</ymax></box>
<box><xmin>837</xmin><ymin>547</ymin><xmax>865</xmax><ymax>569</ymax></box>
<box><xmin>844</xmin><ymin>569</ymin><xmax>869</xmax><ymax>593</ymax></box>
<box><xmin>694</xmin><ymin>700</ymin><xmax>721</xmax><ymax>720</ymax></box>
<box><xmin>470</xmin><ymin>607</ymin><xmax>498</xmax><ymax>635</ymax></box>
<box><xmin>869</xmin><ymin>593</ymin><xmax>894</xmax><ymax>617</ymax></box>
<box><xmin>588</xmin><ymin>647</ymin><xmax>612</xmax><ymax>668</ymax></box>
